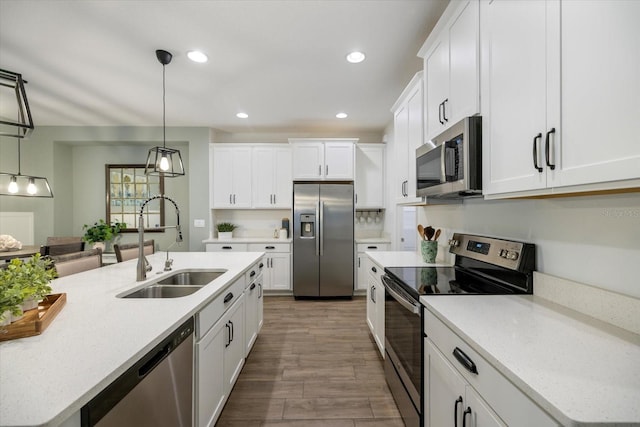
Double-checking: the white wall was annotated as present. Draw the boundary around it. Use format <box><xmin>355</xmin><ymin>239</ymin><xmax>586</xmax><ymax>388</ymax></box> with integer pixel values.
<box><xmin>417</xmin><ymin>193</ymin><xmax>640</xmax><ymax>299</ymax></box>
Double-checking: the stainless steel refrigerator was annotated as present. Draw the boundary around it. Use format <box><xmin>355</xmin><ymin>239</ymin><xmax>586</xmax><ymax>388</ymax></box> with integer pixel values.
<box><xmin>293</xmin><ymin>182</ymin><xmax>354</xmax><ymax>297</ymax></box>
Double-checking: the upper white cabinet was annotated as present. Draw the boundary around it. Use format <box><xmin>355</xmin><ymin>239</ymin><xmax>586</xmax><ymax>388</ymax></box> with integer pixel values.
<box><xmin>481</xmin><ymin>0</ymin><xmax>640</xmax><ymax>197</ymax></box>
<box><xmin>289</xmin><ymin>139</ymin><xmax>357</xmax><ymax>181</ymax></box>
<box><xmin>419</xmin><ymin>0</ymin><xmax>480</xmax><ymax>141</ymax></box>
<box><xmin>210</xmin><ymin>145</ymin><xmax>252</xmax><ymax>208</ymax></box>
<box><xmin>355</xmin><ymin>144</ymin><xmax>385</xmax><ymax>208</ymax></box>
<box><xmin>391</xmin><ymin>72</ymin><xmax>424</xmax><ymax>203</ymax></box>
<box><xmin>252</xmin><ymin>144</ymin><xmax>292</xmax><ymax>208</ymax></box>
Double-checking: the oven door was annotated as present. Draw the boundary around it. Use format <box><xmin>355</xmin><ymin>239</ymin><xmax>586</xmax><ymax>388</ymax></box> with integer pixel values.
<box><xmin>383</xmin><ymin>275</ymin><xmax>422</xmax><ymax>427</ymax></box>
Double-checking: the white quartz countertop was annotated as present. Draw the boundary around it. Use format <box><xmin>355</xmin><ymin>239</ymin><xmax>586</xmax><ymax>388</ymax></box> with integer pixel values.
<box><xmin>0</xmin><ymin>251</ymin><xmax>263</xmax><ymax>427</ymax></box>
<box><xmin>355</xmin><ymin>237</ymin><xmax>391</xmax><ymax>244</ymax></box>
<box><xmin>366</xmin><ymin>250</ymin><xmax>450</xmax><ymax>267</ymax></box>
<box><xmin>203</xmin><ymin>237</ymin><xmax>291</xmax><ymax>243</ymax></box>
<box><xmin>420</xmin><ymin>295</ymin><xmax>640</xmax><ymax>426</ymax></box>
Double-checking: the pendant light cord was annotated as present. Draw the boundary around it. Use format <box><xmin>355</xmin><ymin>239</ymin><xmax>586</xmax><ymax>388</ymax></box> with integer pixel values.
<box><xmin>162</xmin><ymin>63</ymin><xmax>166</xmax><ymax>149</ymax></box>
<box><xmin>16</xmin><ymin>139</ymin><xmax>22</xmax><ymax>175</ymax></box>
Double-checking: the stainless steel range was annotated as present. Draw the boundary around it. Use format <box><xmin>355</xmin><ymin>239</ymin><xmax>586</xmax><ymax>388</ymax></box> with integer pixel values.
<box><xmin>382</xmin><ymin>233</ymin><xmax>535</xmax><ymax>427</ymax></box>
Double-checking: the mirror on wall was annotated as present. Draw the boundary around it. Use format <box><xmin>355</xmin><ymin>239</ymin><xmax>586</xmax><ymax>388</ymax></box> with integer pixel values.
<box><xmin>105</xmin><ymin>164</ymin><xmax>165</xmax><ymax>232</ymax></box>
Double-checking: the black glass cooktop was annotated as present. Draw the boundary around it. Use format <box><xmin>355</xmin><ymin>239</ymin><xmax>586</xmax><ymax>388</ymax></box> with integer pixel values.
<box><xmin>384</xmin><ymin>265</ymin><xmax>528</xmax><ymax>300</ymax></box>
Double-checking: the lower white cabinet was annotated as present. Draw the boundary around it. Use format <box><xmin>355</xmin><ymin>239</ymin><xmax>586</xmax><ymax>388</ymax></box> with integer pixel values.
<box><xmin>424</xmin><ymin>309</ymin><xmax>558</xmax><ymax>427</ymax></box>
<box><xmin>356</xmin><ymin>243</ymin><xmax>389</xmax><ymax>291</ymax></box>
<box><xmin>248</xmin><ymin>243</ymin><xmax>291</xmax><ymax>291</ymax></box>
<box><xmin>223</xmin><ymin>294</ymin><xmax>245</xmax><ymax>393</ymax></box>
<box><xmin>244</xmin><ymin>263</ymin><xmax>263</xmax><ymax>356</ymax></box>
<box><xmin>365</xmin><ymin>258</ymin><xmax>385</xmax><ymax>357</ymax></box>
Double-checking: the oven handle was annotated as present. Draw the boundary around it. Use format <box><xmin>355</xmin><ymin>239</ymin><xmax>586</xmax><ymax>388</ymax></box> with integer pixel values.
<box><xmin>382</xmin><ymin>275</ymin><xmax>419</xmax><ymax>315</ymax></box>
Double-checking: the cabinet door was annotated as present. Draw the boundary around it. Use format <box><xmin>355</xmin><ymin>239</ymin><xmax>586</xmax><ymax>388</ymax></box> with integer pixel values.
<box><xmin>366</xmin><ymin>276</ymin><xmax>376</xmax><ymax>338</ymax></box>
<box><xmin>211</xmin><ymin>146</ymin><xmax>235</xmax><ymax>208</ymax></box>
<box><xmin>196</xmin><ymin>317</ymin><xmax>226</xmax><ymax>427</ymax></box>
<box><xmin>425</xmin><ymin>36</ymin><xmax>450</xmax><ymax>139</ymax></box>
<box><xmin>292</xmin><ymin>143</ymin><xmax>324</xmax><ymax>180</ymax></box>
<box><xmin>324</xmin><ymin>142</ymin><xmax>355</xmax><ymax>180</ymax></box>
<box><xmin>356</xmin><ymin>253</ymin><xmax>367</xmax><ymax>290</ymax></box>
<box><xmin>257</xmin><ymin>275</ymin><xmax>264</xmax><ymax>331</ymax></box>
<box><xmin>549</xmin><ymin>1</ymin><xmax>640</xmax><ymax>188</ymax></box>
<box><xmin>355</xmin><ymin>144</ymin><xmax>385</xmax><ymax>208</ymax></box>
<box><xmin>272</xmin><ymin>146</ymin><xmax>292</xmax><ymax>208</ymax></box>
<box><xmin>481</xmin><ymin>0</ymin><xmax>549</xmax><ymax>195</ymax></box>
<box><xmin>244</xmin><ymin>281</ymin><xmax>259</xmax><ymax>356</ymax></box>
<box><xmin>425</xmin><ymin>339</ymin><xmax>468</xmax><ymax>427</ymax></box>
<box><xmin>267</xmin><ymin>253</ymin><xmax>291</xmax><ymax>290</ymax></box>
<box><xmin>374</xmin><ymin>280</ymin><xmax>385</xmax><ymax>355</ymax></box>
<box><xmin>230</xmin><ymin>147</ymin><xmax>252</xmax><ymax>207</ymax></box>
<box><xmin>394</xmin><ymin>104</ymin><xmax>409</xmax><ymax>199</ymax></box>
<box><xmin>224</xmin><ymin>295</ymin><xmax>245</xmax><ymax>394</ymax></box>
<box><xmin>251</xmin><ymin>146</ymin><xmax>276</xmax><ymax>208</ymax></box>
<box><xmin>406</xmin><ymin>83</ymin><xmax>423</xmax><ymax>198</ymax></box>
<box><xmin>465</xmin><ymin>385</ymin><xmax>507</xmax><ymax>427</ymax></box>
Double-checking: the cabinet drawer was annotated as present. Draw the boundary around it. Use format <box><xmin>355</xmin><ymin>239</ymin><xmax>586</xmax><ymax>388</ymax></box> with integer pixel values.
<box><xmin>424</xmin><ymin>310</ymin><xmax>557</xmax><ymax>426</ymax></box>
<box><xmin>367</xmin><ymin>259</ymin><xmax>384</xmax><ymax>283</ymax></box>
<box><xmin>197</xmin><ymin>276</ymin><xmax>246</xmax><ymax>339</ymax></box>
<box><xmin>245</xmin><ymin>261</ymin><xmax>261</xmax><ymax>286</ymax></box>
<box><xmin>247</xmin><ymin>243</ymin><xmax>290</xmax><ymax>253</ymax></box>
<box><xmin>357</xmin><ymin>243</ymin><xmax>389</xmax><ymax>252</ymax></box>
<box><xmin>206</xmin><ymin>243</ymin><xmax>248</xmax><ymax>252</ymax></box>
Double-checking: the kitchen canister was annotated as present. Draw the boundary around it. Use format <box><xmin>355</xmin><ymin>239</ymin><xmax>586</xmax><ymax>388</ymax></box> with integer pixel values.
<box><xmin>421</xmin><ymin>241</ymin><xmax>438</xmax><ymax>263</ymax></box>
<box><xmin>278</xmin><ymin>228</ymin><xmax>288</xmax><ymax>239</ymax></box>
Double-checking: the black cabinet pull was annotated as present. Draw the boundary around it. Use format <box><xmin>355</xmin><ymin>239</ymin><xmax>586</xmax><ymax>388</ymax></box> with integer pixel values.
<box><xmin>250</xmin><ymin>271</ymin><xmax>256</xmax><ymax>278</ymax></box>
<box><xmin>265</xmin><ymin>246</ymin><xmax>275</xmax><ymax>249</ymax></box>
<box><xmin>545</xmin><ymin>127</ymin><xmax>556</xmax><ymax>170</ymax></box>
<box><xmin>223</xmin><ymin>292</ymin><xmax>233</xmax><ymax>303</ymax></box>
<box><xmin>442</xmin><ymin>98</ymin><xmax>449</xmax><ymax>122</ymax></box>
<box><xmin>229</xmin><ymin>320</ymin><xmax>234</xmax><ymax>343</ymax></box>
<box><xmin>225</xmin><ymin>323</ymin><xmax>231</xmax><ymax>347</ymax></box>
<box><xmin>462</xmin><ymin>407</ymin><xmax>472</xmax><ymax>427</ymax></box>
<box><xmin>453</xmin><ymin>347</ymin><xmax>478</xmax><ymax>374</ymax></box>
<box><xmin>371</xmin><ymin>266</ymin><xmax>377</xmax><ymax>273</ymax></box>
<box><xmin>532</xmin><ymin>133</ymin><xmax>543</xmax><ymax>172</ymax></box>
<box><xmin>367</xmin><ymin>246</ymin><xmax>378</xmax><ymax>249</ymax></box>
<box><xmin>439</xmin><ymin>101</ymin><xmax>444</xmax><ymax>125</ymax></box>
<box><xmin>454</xmin><ymin>396</ymin><xmax>463</xmax><ymax>426</ymax></box>
<box><xmin>250</xmin><ymin>283</ymin><xmax>256</xmax><ymax>291</ymax></box>
<box><xmin>371</xmin><ymin>285</ymin><xmax>376</xmax><ymax>303</ymax></box>
<box><xmin>222</xmin><ymin>246</ymin><xmax>232</xmax><ymax>250</ymax></box>
<box><xmin>259</xmin><ymin>262</ymin><xmax>264</xmax><ymax>269</ymax></box>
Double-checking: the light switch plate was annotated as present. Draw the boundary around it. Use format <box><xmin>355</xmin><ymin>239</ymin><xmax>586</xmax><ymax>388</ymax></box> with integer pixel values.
<box><xmin>194</xmin><ymin>219</ymin><xmax>206</xmax><ymax>228</ymax></box>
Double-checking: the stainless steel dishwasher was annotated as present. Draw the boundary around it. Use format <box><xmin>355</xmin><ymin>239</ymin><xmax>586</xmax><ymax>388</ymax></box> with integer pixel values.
<box><xmin>81</xmin><ymin>318</ymin><xmax>194</xmax><ymax>427</ymax></box>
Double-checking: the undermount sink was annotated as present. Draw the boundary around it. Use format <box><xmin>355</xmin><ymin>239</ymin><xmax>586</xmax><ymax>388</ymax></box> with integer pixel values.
<box><xmin>119</xmin><ymin>269</ymin><xmax>227</xmax><ymax>299</ymax></box>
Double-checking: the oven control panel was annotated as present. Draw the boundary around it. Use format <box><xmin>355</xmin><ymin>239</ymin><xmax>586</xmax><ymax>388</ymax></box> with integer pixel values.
<box><xmin>449</xmin><ymin>233</ymin><xmax>534</xmax><ymax>272</ymax></box>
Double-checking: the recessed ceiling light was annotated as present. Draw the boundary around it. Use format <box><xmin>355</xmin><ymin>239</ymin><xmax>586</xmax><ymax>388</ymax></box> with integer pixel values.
<box><xmin>187</xmin><ymin>50</ymin><xmax>208</xmax><ymax>63</ymax></box>
<box><xmin>236</xmin><ymin>112</ymin><xmax>248</xmax><ymax>119</ymax></box>
<box><xmin>346</xmin><ymin>51</ymin><xmax>365</xmax><ymax>63</ymax></box>
<box><xmin>336</xmin><ymin>112</ymin><xmax>348</xmax><ymax>119</ymax></box>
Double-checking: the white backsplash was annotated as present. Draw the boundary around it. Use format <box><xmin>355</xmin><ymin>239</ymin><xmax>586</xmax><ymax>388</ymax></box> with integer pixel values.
<box><xmin>211</xmin><ymin>209</ymin><xmax>291</xmax><ymax>238</ymax></box>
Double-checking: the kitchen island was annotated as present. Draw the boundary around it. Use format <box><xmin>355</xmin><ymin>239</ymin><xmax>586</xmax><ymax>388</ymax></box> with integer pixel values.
<box><xmin>0</xmin><ymin>251</ymin><xmax>263</xmax><ymax>427</ymax></box>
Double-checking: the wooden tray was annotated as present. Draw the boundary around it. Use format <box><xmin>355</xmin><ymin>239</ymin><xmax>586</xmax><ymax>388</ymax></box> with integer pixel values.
<box><xmin>0</xmin><ymin>293</ymin><xmax>66</xmax><ymax>342</ymax></box>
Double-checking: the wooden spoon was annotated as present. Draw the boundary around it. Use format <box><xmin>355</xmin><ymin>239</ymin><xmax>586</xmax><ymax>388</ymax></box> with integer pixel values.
<box><xmin>433</xmin><ymin>229</ymin><xmax>441</xmax><ymax>241</ymax></box>
<box><xmin>425</xmin><ymin>226</ymin><xmax>435</xmax><ymax>241</ymax></box>
<box><xmin>417</xmin><ymin>224</ymin><xmax>425</xmax><ymax>240</ymax></box>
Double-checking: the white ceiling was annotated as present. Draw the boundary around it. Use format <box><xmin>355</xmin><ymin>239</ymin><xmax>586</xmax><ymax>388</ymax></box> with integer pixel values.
<box><xmin>0</xmin><ymin>0</ymin><xmax>448</xmax><ymax>136</ymax></box>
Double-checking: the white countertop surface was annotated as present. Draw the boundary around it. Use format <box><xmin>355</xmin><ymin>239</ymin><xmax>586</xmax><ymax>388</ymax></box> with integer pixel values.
<box><xmin>0</xmin><ymin>251</ymin><xmax>263</xmax><ymax>427</ymax></box>
<box><xmin>421</xmin><ymin>295</ymin><xmax>640</xmax><ymax>426</ymax></box>
<box><xmin>202</xmin><ymin>237</ymin><xmax>291</xmax><ymax>243</ymax></box>
<box><xmin>366</xmin><ymin>250</ymin><xmax>450</xmax><ymax>267</ymax></box>
<box><xmin>355</xmin><ymin>237</ymin><xmax>392</xmax><ymax>244</ymax></box>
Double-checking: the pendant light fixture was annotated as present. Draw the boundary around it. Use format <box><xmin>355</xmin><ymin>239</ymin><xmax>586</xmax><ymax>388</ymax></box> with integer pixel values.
<box><xmin>0</xmin><ymin>69</ymin><xmax>34</xmax><ymax>139</ymax></box>
<box><xmin>145</xmin><ymin>49</ymin><xmax>185</xmax><ymax>177</ymax></box>
<box><xmin>0</xmin><ymin>138</ymin><xmax>53</xmax><ymax>197</ymax></box>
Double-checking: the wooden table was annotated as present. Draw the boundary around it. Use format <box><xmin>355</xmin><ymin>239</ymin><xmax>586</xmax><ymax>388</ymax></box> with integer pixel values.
<box><xmin>0</xmin><ymin>245</ymin><xmax>41</xmax><ymax>261</ymax></box>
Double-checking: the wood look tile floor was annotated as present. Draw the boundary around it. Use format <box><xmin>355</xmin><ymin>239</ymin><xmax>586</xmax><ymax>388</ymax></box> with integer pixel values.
<box><xmin>215</xmin><ymin>296</ymin><xmax>403</xmax><ymax>427</ymax></box>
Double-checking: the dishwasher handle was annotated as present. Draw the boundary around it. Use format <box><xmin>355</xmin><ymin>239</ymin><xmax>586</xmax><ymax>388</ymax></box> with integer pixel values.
<box><xmin>138</xmin><ymin>342</ymin><xmax>170</xmax><ymax>378</ymax></box>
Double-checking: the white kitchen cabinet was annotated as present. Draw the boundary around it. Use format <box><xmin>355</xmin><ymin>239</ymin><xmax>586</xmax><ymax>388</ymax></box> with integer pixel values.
<box><xmin>366</xmin><ymin>257</ymin><xmax>385</xmax><ymax>357</ymax></box>
<box><xmin>356</xmin><ymin>243</ymin><xmax>389</xmax><ymax>291</ymax></box>
<box><xmin>289</xmin><ymin>139</ymin><xmax>357</xmax><ymax>181</ymax></box>
<box><xmin>252</xmin><ymin>144</ymin><xmax>292</xmax><ymax>208</ymax></box>
<box><xmin>420</xmin><ymin>0</ymin><xmax>480</xmax><ymax>141</ymax></box>
<box><xmin>355</xmin><ymin>144</ymin><xmax>385</xmax><ymax>208</ymax></box>
<box><xmin>223</xmin><ymin>294</ymin><xmax>245</xmax><ymax>393</ymax></box>
<box><xmin>244</xmin><ymin>263</ymin><xmax>263</xmax><ymax>356</ymax></box>
<box><xmin>195</xmin><ymin>310</ymin><xmax>226</xmax><ymax>427</ymax></box>
<box><xmin>481</xmin><ymin>0</ymin><xmax>640</xmax><ymax>197</ymax></box>
<box><xmin>248</xmin><ymin>243</ymin><xmax>291</xmax><ymax>291</ymax></box>
<box><xmin>210</xmin><ymin>144</ymin><xmax>252</xmax><ymax>208</ymax></box>
<box><xmin>205</xmin><ymin>243</ymin><xmax>248</xmax><ymax>252</ymax></box>
<box><xmin>391</xmin><ymin>72</ymin><xmax>424</xmax><ymax>203</ymax></box>
<box><xmin>424</xmin><ymin>309</ymin><xmax>558</xmax><ymax>427</ymax></box>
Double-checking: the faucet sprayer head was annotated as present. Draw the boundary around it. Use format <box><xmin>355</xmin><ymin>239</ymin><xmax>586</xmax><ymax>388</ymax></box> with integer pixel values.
<box><xmin>176</xmin><ymin>224</ymin><xmax>183</xmax><ymax>243</ymax></box>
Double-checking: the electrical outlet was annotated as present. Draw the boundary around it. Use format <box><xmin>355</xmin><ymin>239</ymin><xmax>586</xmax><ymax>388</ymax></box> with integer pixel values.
<box><xmin>194</xmin><ymin>219</ymin><xmax>205</xmax><ymax>228</ymax></box>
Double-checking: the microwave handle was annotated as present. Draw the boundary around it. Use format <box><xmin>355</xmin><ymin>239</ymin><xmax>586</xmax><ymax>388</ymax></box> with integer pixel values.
<box><xmin>440</xmin><ymin>143</ymin><xmax>447</xmax><ymax>183</ymax></box>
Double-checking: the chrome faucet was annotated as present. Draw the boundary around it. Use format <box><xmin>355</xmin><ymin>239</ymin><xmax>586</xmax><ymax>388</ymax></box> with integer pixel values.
<box><xmin>137</xmin><ymin>194</ymin><xmax>183</xmax><ymax>281</ymax></box>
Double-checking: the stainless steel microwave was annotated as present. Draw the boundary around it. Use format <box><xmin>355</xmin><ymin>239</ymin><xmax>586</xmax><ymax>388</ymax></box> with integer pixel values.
<box><xmin>416</xmin><ymin>116</ymin><xmax>482</xmax><ymax>199</ymax></box>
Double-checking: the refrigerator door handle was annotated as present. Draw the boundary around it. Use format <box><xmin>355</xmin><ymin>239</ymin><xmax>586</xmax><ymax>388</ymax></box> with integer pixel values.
<box><xmin>315</xmin><ymin>202</ymin><xmax>320</xmax><ymax>256</ymax></box>
<box><xmin>319</xmin><ymin>201</ymin><xmax>324</xmax><ymax>256</ymax></box>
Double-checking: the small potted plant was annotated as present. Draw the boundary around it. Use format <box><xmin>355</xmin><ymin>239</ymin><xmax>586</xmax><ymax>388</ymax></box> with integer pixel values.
<box><xmin>82</xmin><ymin>219</ymin><xmax>126</xmax><ymax>252</ymax></box>
<box><xmin>216</xmin><ymin>222</ymin><xmax>237</xmax><ymax>240</ymax></box>
<box><xmin>0</xmin><ymin>253</ymin><xmax>57</xmax><ymax>325</ymax></box>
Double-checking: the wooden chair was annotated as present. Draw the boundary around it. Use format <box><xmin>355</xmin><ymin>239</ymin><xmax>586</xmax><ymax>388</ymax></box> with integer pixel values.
<box><xmin>114</xmin><ymin>240</ymin><xmax>155</xmax><ymax>262</ymax></box>
<box><xmin>51</xmin><ymin>248</ymin><xmax>102</xmax><ymax>277</ymax></box>
<box><xmin>40</xmin><ymin>241</ymin><xmax>85</xmax><ymax>256</ymax></box>
<box><xmin>46</xmin><ymin>236</ymin><xmax>83</xmax><ymax>246</ymax></box>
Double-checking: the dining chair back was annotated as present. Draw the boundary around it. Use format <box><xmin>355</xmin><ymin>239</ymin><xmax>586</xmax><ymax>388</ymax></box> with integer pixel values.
<box><xmin>46</xmin><ymin>236</ymin><xmax>83</xmax><ymax>246</ymax></box>
<box><xmin>51</xmin><ymin>248</ymin><xmax>102</xmax><ymax>277</ymax></box>
<box><xmin>40</xmin><ymin>241</ymin><xmax>86</xmax><ymax>256</ymax></box>
<box><xmin>114</xmin><ymin>240</ymin><xmax>155</xmax><ymax>262</ymax></box>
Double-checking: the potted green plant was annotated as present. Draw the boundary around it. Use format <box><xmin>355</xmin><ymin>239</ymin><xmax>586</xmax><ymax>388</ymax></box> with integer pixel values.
<box><xmin>82</xmin><ymin>219</ymin><xmax>126</xmax><ymax>251</ymax></box>
<box><xmin>216</xmin><ymin>222</ymin><xmax>237</xmax><ymax>240</ymax></box>
<box><xmin>0</xmin><ymin>253</ymin><xmax>57</xmax><ymax>325</ymax></box>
